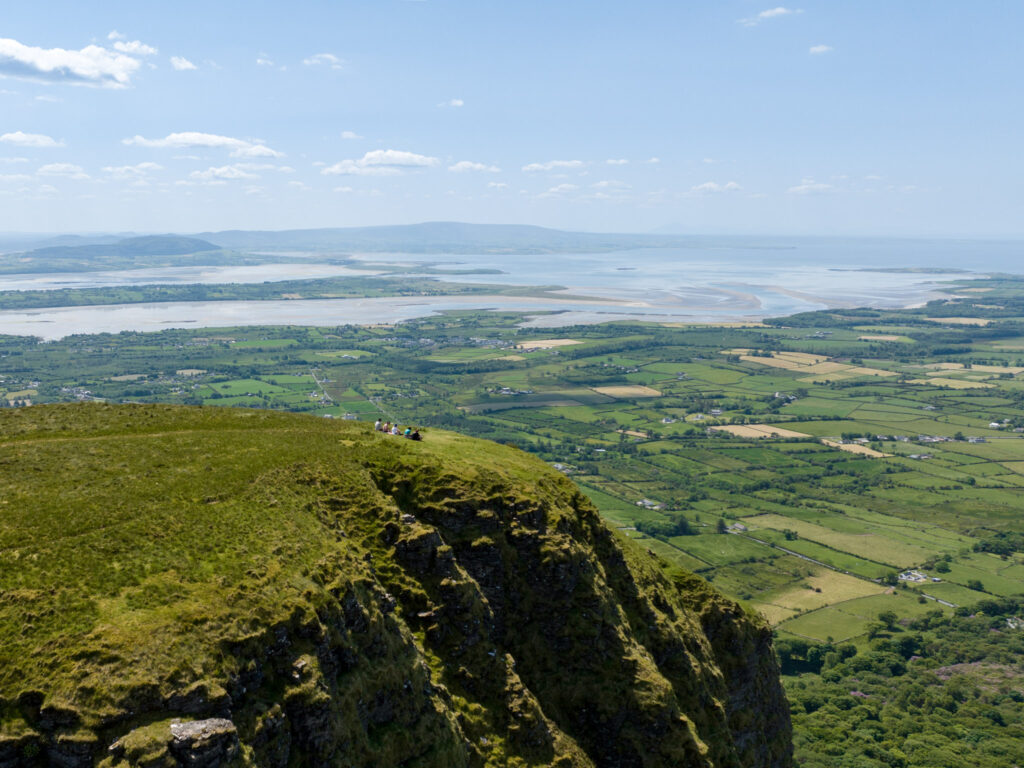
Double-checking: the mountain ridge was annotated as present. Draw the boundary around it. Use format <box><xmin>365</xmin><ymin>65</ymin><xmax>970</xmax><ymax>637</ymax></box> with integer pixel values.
<box><xmin>0</xmin><ymin>404</ymin><xmax>791</xmax><ymax>767</ymax></box>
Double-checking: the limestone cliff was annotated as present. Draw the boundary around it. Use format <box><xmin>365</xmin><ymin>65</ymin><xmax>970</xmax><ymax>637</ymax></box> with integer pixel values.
<box><xmin>0</xmin><ymin>404</ymin><xmax>791</xmax><ymax>767</ymax></box>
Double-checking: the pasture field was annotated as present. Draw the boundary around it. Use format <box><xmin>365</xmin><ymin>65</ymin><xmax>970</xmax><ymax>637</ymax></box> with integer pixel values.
<box><xmin>777</xmin><ymin>605</ymin><xmax>870</xmax><ymax>643</ymax></box>
<box><xmin>744</xmin><ymin>514</ymin><xmax>933</xmax><ymax>566</ymax></box>
<box><xmin>6</xmin><ymin>274</ymin><xmax>1024</xmax><ymax>645</ymax></box>
<box><xmin>710</xmin><ymin>424</ymin><xmax>811</xmax><ymax>438</ymax></box>
<box><xmin>758</xmin><ymin>569</ymin><xmax>885</xmax><ymax>614</ymax></box>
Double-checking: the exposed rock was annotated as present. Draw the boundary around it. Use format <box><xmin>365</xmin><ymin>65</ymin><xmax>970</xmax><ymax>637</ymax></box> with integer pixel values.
<box><xmin>168</xmin><ymin>719</ymin><xmax>239</xmax><ymax>767</ymax></box>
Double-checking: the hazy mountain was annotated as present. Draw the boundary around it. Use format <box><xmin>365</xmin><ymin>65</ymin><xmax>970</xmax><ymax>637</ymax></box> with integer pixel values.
<box><xmin>197</xmin><ymin>221</ymin><xmax>703</xmax><ymax>254</ymax></box>
<box><xmin>23</xmin><ymin>235</ymin><xmax>219</xmax><ymax>260</ymax></box>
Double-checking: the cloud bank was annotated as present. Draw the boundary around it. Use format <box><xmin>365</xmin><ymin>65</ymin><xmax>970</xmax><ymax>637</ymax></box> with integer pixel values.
<box><xmin>0</xmin><ymin>37</ymin><xmax>141</xmax><ymax>88</ymax></box>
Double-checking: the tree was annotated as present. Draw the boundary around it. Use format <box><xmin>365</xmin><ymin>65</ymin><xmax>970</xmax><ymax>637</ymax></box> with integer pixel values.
<box><xmin>878</xmin><ymin>610</ymin><xmax>898</xmax><ymax>630</ymax></box>
<box><xmin>716</xmin><ymin>518</ymin><xmax>727</xmax><ymax>534</ymax></box>
<box><xmin>967</xmin><ymin>579</ymin><xmax>985</xmax><ymax>592</ymax></box>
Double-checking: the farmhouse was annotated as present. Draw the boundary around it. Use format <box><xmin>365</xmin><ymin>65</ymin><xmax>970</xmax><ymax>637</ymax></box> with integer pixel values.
<box><xmin>636</xmin><ymin>498</ymin><xmax>664</xmax><ymax>510</ymax></box>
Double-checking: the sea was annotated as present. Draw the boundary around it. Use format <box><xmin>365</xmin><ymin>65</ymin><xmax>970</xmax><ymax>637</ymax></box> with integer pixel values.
<box><xmin>0</xmin><ymin>237</ymin><xmax>1020</xmax><ymax>339</ymax></box>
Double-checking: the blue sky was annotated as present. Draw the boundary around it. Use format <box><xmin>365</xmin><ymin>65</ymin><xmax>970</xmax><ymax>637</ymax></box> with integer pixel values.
<box><xmin>1</xmin><ymin>1</ymin><xmax>1021</xmax><ymax>236</ymax></box>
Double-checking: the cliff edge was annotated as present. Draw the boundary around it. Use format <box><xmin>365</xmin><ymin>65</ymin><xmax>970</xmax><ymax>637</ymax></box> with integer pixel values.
<box><xmin>0</xmin><ymin>404</ymin><xmax>791</xmax><ymax>767</ymax></box>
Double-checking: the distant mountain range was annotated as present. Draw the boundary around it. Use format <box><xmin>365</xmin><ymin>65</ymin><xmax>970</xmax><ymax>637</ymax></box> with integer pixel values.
<box><xmin>1</xmin><ymin>224</ymin><xmax>788</xmax><ymax>266</ymax></box>
<box><xmin>23</xmin><ymin>235</ymin><xmax>219</xmax><ymax>260</ymax></box>
<box><xmin>194</xmin><ymin>222</ymin><xmax>700</xmax><ymax>254</ymax></box>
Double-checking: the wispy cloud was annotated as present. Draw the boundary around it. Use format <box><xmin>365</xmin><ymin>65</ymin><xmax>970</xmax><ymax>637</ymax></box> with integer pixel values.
<box><xmin>189</xmin><ymin>164</ymin><xmax>260</xmax><ymax>182</ymax></box>
<box><xmin>303</xmin><ymin>53</ymin><xmax>344</xmax><ymax>70</ymax></box>
<box><xmin>0</xmin><ymin>131</ymin><xmax>63</xmax><ymax>148</ymax></box>
<box><xmin>487</xmin><ymin>181</ymin><xmax>508</xmax><ymax>189</ymax></box>
<box><xmin>809</xmin><ymin>44</ymin><xmax>833</xmax><ymax>55</ymax></box>
<box><xmin>646</xmin><ymin>157</ymin><xmax>661</xmax><ymax>164</ymax></box>
<box><xmin>787</xmin><ymin>178</ymin><xmax>832</xmax><ymax>194</ymax></box>
<box><xmin>439</xmin><ymin>98</ymin><xmax>464</xmax><ymax>108</ymax></box>
<box><xmin>103</xmin><ymin>161</ymin><xmax>163</xmax><ymax>179</ymax></box>
<box><xmin>112</xmin><ymin>40</ymin><xmax>157</xmax><ymax>56</ymax></box>
<box><xmin>38</xmin><ymin>162</ymin><xmax>89</xmax><ymax>180</ymax></box>
<box><xmin>739</xmin><ymin>7</ymin><xmax>802</xmax><ymax>27</ymax></box>
<box><xmin>522</xmin><ymin>159</ymin><xmax>585</xmax><ymax>172</ymax></box>
<box><xmin>539</xmin><ymin>183</ymin><xmax>578</xmax><ymax>197</ymax></box>
<box><xmin>0</xmin><ymin>37</ymin><xmax>142</xmax><ymax>88</ymax></box>
<box><xmin>606</xmin><ymin>158</ymin><xmax>629</xmax><ymax>165</ymax></box>
<box><xmin>124</xmin><ymin>132</ymin><xmax>282</xmax><ymax>158</ymax></box>
<box><xmin>592</xmin><ymin>180</ymin><xmax>631</xmax><ymax>189</ymax></box>
<box><xmin>448</xmin><ymin>160</ymin><xmax>500</xmax><ymax>173</ymax></box>
<box><xmin>322</xmin><ymin>149</ymin><xmax>440</xmax><ymax>176</ymax></box>
<box><xmin>170</xmin><ymin>56</ymin><xmax>197</xmax><ymax>71</ymax></box>
<box><xmin>691</xmin><ymin>181</ymin><xmax>742</xmax><ymax>193</ymax></box>
<box><xmin>340</xmin><ymin>130</ymin><xmax>363</xmax><ymax>140</ymax></box>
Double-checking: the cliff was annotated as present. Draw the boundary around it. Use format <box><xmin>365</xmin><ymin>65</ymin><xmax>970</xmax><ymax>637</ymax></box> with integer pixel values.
<box><xmin>0</xmin><ymin>404</ymin><xmax>791</xmax><ymax>767</ymax></box>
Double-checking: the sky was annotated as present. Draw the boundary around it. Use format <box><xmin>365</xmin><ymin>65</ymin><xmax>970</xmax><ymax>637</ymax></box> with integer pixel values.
<box><xmin>1</xmin><ymin>1</ymin><xmax>1022</xmax><ymax>237</ymax></box>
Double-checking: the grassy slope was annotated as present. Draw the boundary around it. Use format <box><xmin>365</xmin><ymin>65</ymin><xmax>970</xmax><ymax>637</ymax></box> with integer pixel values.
<box><xmin>0</xmin><ymin>404</ymin><xmax>790</xmax><ymax>768</ymax></box>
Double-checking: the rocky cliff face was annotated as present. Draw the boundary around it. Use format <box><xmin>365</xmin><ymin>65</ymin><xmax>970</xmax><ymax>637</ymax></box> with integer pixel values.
<box><xmin>0</xmin><ymin>404</ymin><xmax>791</xmax><ymax>767</ymax></box>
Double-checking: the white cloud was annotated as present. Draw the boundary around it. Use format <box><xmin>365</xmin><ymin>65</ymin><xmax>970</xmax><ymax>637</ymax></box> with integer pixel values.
<box><xmin>646</xmin><ymin>157</ymin><xmax>661</xmax><ymax>164</ymax></box>
<box><xmin>362</xmin><ymin>149</ymin><xmax>438</xmax><ymax>167</ymax></box>
<box><xmin>691</xmin><ymin>181</ymin><xmax>742</xmax><ymax>193</ymax></box>
<box><xmin>0</xmin><ymin>156</ymin><xmax>28</xmax><ymax>163</ymax></box>
<box><xmin>340</xmin><ymin>130</ymin><xmax>363</xmax><ymax>140</ymax></box>
<box><xmin>487</xmin><ymin>181</ymin><xmax>508</xmax><ymax>189</ymax></box>
<box><xmin>37</xmin><ymin>162</ymin><xmax>89</xmax><ymax>180</ymax></box>
<box><xmin>0</xmin><ymin>131</ymin><xmax>63</xmax><ymax>147</ymax></box>
<box><xmin>35</xmin><ymin>94</ymin><xmax>60</xmax><ymax>102</ymax></box>
<box><xmin>0</xmin><ymin>173</ymin><xmax>30</xmax><ymax>182</ymax></box>
<box><xmin>102</xmin><ymin>161</ymin><xmax>163</xmax><ymax>179</ymax></box>
<box><xmin>170</xmin><ymin>56</ymin><xmax>197</xmax><ymax>71</ymax></box>
<box><xmin>323</xmin><ymin>149</ymin><xmax>439</xmax><ymax>176</ymax></box>
<box><xmin>592</xmin><ymin>180</ymin><xmax>631</xmax><ymax>189</ymax></box>
<box><xmin>256</xmin><ymin>54</ymin><xmax>275</xmax><ymax>67</ymax></box>
<box><xmin>606</xmin><ymin>158</ymin><xmax>629</xmax><ymax>165</ymax></box>
<box><xmin>522</xmin><ymin>159</ymin><xmax>585</xmax><ymax>172</ymax></box>
<box><xmin>112</xmin><ymin>40</ymin><xmax>157</xmax><ymax>56</ymax></box>
<box><xmin>787</xmin><ymin>178</ymin><xmax>832</xmax><ymax>194</ymax></box>
<box><xmin>303</xmin><ymin>53</ymin><xmax>344</xmax><ymax>70</ymax></box>
<box><xmin>739</xmin><ymin>7</ymin><xmax>801</xmax><ymax>26</ymax></box>
<box><xmin>0</xmin><ymin>37</ymin><xmax>142</xmax><ymax>88</ymax></box>
<box><xmin>123</xmin><ymin>131</ymin><xmax>282</xmax><ymax>158</ymax></box>
<box><xmin>287</xmin><ymin>180</ymin><xmax>311</xmax><ymax>190</ymax></box>
<box><xmin>439</xmin><ymin>98</ymin><xmax>464</xmax><ymax>108</ymax></box>
<box><xmin>539</xmin><ymin>183</ymin><xmax>578</xmax><ymax>197</ymax></box>
<box><xmin>233</xmin><ymin>162</ymin><xmax>293</xmax><ymax>173</ymax></box>
<box><xmin>190</xmin><ymin>165</ymin><xmax>260</xmax><ymax>182</ymax></box>
<box><xmin>809</xmin><ymin>45</ymin><xmax>833</xmax><ymax>55</ymax></box>
<box><xmin>107</xmin><ymin>31</ymin><xmax>126</xmax><ymax>41</ymax></box>
<box><xmin>449</xmin><ymin>160</ymin><xmax>500</xmax><ymax>173</ymax></box>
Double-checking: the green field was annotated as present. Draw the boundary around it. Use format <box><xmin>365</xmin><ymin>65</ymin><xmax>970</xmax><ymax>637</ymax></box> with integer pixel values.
<box><xmin>5</xmin><ymin>275</ymin><xmax>1024</xmax><ymax>648</ymax></box>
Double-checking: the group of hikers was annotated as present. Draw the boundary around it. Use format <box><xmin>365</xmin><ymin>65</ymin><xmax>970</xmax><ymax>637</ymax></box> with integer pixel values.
<box><xmin>374</xmin><ymin>419</ymin><xmax>422</xmax><ymax>441</ymax></box>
